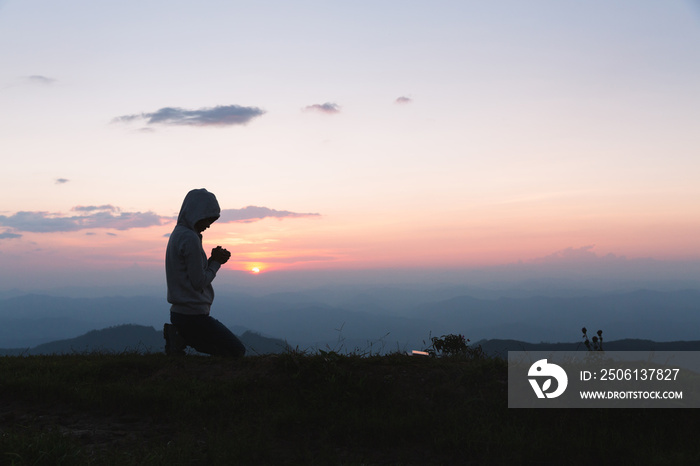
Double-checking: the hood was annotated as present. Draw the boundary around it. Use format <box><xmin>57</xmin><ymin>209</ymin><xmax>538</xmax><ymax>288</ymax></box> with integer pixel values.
<box><xmin>176</xmin><ymin>188</ymin><xmax>221</xmax><ymax>230</ymax></box>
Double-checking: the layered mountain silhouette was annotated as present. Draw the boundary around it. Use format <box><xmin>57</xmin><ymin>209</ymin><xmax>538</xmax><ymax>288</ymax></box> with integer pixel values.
<box><xmin>2</xmin><ymin>289</ymin><xmax>700</xmax><ymax>351</ymax></box>
<box><xmin>0</xmin><ymin>324</ymin><xmax>289</xmax><ymax>356</ymax></box>
<box><xmin>3</xmin><ymin>323</ymin><xmax>700</xmax><ymax>359</ymax></box>
<box><xmin>478</xmin><ymin>338</ymin><xmax>700</xmax><ymax>358</ymax></box>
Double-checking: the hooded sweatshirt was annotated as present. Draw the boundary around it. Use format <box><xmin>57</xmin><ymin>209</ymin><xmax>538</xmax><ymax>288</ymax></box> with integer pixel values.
<box><xmin>166</xmin><ymin>188</ymin><xmax>222</xmax><ymax>315</ymax></box>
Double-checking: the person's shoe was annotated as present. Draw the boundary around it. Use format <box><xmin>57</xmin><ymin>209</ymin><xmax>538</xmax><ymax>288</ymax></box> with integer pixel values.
<box><xmin>163</xmin><ymin>323</ymin><xmax>186</xmax><ymax>356</ymax></box>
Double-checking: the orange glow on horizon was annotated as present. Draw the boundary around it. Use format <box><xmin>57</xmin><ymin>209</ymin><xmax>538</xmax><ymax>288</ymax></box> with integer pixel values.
<box><xmin>2</xmin><ymin>204</ymin><xmax>700</xmax><ymax>278</ymax></box>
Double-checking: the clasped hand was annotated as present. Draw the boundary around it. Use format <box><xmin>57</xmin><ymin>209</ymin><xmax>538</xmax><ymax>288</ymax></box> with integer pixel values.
<box><xmin>210</xmin><ymin>246</ymin><xmax>231</xmax><ymax>265</ymax></box>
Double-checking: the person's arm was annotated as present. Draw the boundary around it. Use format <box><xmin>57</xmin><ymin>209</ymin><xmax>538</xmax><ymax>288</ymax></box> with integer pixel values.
<box><xmin>182</xmin><ymin>236</ymin><xmax>220</xmax><ymax>291</ymax></box>
<box><xmin>209</xmin><ymin>246</ymin><xmax>231</xmax><ymax>265</ymax></box>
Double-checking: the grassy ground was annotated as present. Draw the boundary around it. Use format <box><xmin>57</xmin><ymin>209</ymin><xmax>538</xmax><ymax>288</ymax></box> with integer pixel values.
<box><xmin>1</xmin><ymin>351</ymin><xmax>699</xmax><ymax>465</ymax></box>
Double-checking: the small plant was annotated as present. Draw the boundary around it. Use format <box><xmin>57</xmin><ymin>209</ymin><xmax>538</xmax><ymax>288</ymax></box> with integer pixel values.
<box><xmin>425</xmin><ymin>333</ymin><xmax>484</xmax><ymax>359</ymax></box>
<box><xmin>582</xmin><ymin>327</ymin><xmax>603</xmax><ymax>352</ymax></box>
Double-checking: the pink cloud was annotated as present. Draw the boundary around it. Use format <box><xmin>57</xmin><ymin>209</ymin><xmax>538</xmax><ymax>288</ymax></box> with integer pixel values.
<box><xmin>303</xmin><ymin>102</ymin><xmax>340</xmax><ymax>114</ymax></box>
<box><xmin>218</xmin><ymin>206</ymin><xmax>320</xmax><ymax>223</ymax></box>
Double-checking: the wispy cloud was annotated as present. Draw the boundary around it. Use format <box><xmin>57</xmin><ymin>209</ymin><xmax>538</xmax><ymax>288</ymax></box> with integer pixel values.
<box><xmin>55</xmin><ymin>178</ymin><xmax>70</xmax><ymax>184</ymax></box>
<box><xmin>1</xmin><ymin>75</ymin><xmax>57</xmax><ymax>91</ymax></box>
<box><xmin>395</xmin><ymin>96</ymin><xmax>412</xmax><ymax>104</ymax></box>
<box><xmin>531</xmin><ymin>245</ymin><xmax>626</xmax><ymax>264</ymax></box>
<box><xmin>303</xmin><ymin>102</ymin><xmax>340</xmax><ymax>114</ymax></box>
<box><xmin>0</xmin><ymin>206</ymin><xmax>166</xmax><ymax>233</ymax></box>
<box><xmin>113</xmin><ymin>105</ymin><xmax>265</xmax><ymax>127</ymax></box>
<box><xmin>219</xmin><ymin>206</ymin><xmax>321</xmax><ymax>224</ymax></box>
<box><xmin>26</xmin><ymin>75</ymin><xmax>56</xmax><ymax>85</ymax></box>
<box><xmin>0</xmin><ymin>204</ymin><xmax>319</xmax><ymax>234</ymax></box>
<box><xmin>232</xmin><ymin>254</ymin><xmax>336</xmax><ymax>264</ymax></box>
<box><xmin>72</xmin><ymin>205</ymin><xmax>119</xmax><ymax>213</ymax></box>
<box><xmin>0</xmin><ymin>230</ymin><xmax>21</xmax><ymax>240</ymax></box>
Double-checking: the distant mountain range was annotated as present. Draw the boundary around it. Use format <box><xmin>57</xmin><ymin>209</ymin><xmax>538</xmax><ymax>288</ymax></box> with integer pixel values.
<box><xmin>477</xmin><ymin>338</ymin><xmax>700</xmax><ymax>358</ymax></box>
<box><xmin>1</xmin><ymin>288</ymin><xmax>700</xmax><ymax>351</ymax></box>
<box><xmin>0</xmin><ymin>324</ymin><xmax>289</xmax><ymax>356</ymax></box>
<box><xmin>2</xmin><ymin>323</ymin><xmax>700</xmax><ymax>359</ymax></box>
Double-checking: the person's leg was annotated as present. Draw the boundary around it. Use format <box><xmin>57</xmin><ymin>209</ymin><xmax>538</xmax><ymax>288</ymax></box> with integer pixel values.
<box><xmin>163</xmin><ymin>323</ymin><xmax>186</xmax><ymax>356</ymax></box>
<box><xmin>171</xmin><ymin>312</ymin><xmax>246</xmax><ymax>357</ymax></box>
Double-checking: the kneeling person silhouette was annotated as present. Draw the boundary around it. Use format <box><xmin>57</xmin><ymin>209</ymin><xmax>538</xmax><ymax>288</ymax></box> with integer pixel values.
<box><xmin>164</xmin><ymin>188</ymin><xmax>246</xmax><ymax>357</ymax></box>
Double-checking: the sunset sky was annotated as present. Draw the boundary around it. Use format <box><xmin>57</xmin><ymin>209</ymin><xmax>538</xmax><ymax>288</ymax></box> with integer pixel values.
<box><xmin>1</xmin><ymin>1</ymin><xmax>700</xmax><ymax>291</ymax></box>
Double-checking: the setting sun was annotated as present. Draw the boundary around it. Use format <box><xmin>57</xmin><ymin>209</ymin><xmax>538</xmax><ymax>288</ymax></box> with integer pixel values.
<box><xmin>251</xmin><ymin>267</ymin><xmax>260</xmax><ymax>274</ymax></box>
